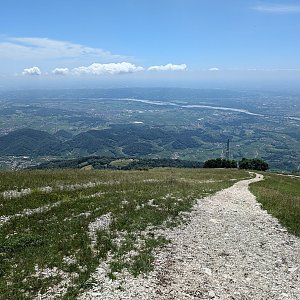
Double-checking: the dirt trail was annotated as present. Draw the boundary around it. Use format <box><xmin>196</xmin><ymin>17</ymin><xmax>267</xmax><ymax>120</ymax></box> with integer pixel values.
<box><xmin>80</xmin><ymin>174</ymin><xmax>300</xmax><ymax>300</ymax></box>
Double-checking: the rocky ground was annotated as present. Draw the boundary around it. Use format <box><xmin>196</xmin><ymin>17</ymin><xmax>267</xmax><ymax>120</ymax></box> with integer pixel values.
<box><xmin>80</xmin><ymin>174</ymin><xmax>300</xmax><ymax>300</ymax></box>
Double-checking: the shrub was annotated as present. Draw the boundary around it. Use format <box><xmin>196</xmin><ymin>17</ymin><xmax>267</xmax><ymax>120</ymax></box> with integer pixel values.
<box><xmin>203</xmin><ymin>158</ymin><xmax>237</xmax><ymax>168</ymax></box>
<box><xmin>238</xmin><ymin>158</ymin><xmax>269</xmax><ymax>171</ymax></box>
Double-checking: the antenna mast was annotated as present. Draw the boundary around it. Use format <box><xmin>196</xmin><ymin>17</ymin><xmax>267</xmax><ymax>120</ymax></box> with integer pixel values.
<box><xmin>225</xmin><ymin>139</ymin><xmax>230</xmax><ymax>160</ymax></box>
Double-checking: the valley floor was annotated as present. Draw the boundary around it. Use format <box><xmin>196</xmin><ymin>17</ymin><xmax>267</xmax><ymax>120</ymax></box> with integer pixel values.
<box><xmin>81</xmin><ymin>174</ymin><xmax>300</xmax><ymax>300</ymax></box>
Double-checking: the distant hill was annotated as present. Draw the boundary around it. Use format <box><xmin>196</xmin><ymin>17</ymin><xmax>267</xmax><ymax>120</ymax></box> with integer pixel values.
<box><xmin>64</xmin><ymin>125</ymin><xmax>173</xmax><ymax>155</ymax></box>
<box><xmin>0</xmin><ymin>128</ymin><xmax>62</xmax><ymax>156</ymax></box>
<box><xmin>65</xmin><ymin>124</ymin><xmax>229</xmax><ymax>156</ymax></box>
<box><xmin>0</xmin><ymin>125</ymin><xmax>224</xmax><ymax>157</ymax></box>
<box><xmin>0</xmin><ymin>125</ymin><xmax>296</xmax><ymax>172</ymax></box>
<box><xmin>53</xmin><ymin>130</ymin><xmax>73</xmax><ymax>141</ymax></box>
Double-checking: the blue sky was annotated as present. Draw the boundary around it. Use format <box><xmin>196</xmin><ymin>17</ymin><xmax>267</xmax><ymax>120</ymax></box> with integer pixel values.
<box><xmin>1</xmin><ymin>0</ymin><xmax>300</xmax><ymax>89</ymax></box>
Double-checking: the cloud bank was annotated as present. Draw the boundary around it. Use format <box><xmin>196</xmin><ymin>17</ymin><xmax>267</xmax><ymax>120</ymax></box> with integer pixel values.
<box><xmin>209</xmin><ymin>67</ymin><xmax>220</xmax><ymax>71</ymax></box>
<box><xmin>20</xmin><ymin>62</ymin><xmax>189</xmax><ymax>77</ymax></box>
<box><xmin>52</xmin><ymin>68</ymin><xmax>69</xmax><ymax>75</ymax></box>
<box><xmin>22</xmin><ymin>66</ymin><xmax>42</xmax><ymax>76</ymax></box>
<box><xmin>253</xmin><ymin>4</ymin><xmax>300</xmax><ymax>13</ymax></box>
<box><xmin>148</xmin><ymin>63</ymin><xmax>187</xmax><ymax>71</ymax></box>
<box><xmin>1</xmin><ymin>36</ymin><xmax>189</xmax><ymax>77</ymax></box>
<box><xmin>73</xmin><ymin>62</ymin><xmax>144</xmax><ymax>75</ymax></box>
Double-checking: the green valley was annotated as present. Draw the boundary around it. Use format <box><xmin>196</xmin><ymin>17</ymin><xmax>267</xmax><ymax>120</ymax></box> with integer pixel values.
<box><xmin>0</xmin><ymin>88</ymin><xmax>299</xmax><ymax>172</ymax></box>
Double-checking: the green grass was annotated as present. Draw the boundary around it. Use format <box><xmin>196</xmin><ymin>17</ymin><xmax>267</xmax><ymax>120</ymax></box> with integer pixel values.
<box><xmin>250</xmin><ymin>173</ymin><xmax>300</xmax><ymax>237</ymax></box>
<box><xmin>0</xmin><ymin>168</ymin><xmax>251</xmax><ymax>299</ymax></box>
<box><xmin>0</xmin><ymin>169</ymin><xmax>124</xmax><ymax>192</ymax></box>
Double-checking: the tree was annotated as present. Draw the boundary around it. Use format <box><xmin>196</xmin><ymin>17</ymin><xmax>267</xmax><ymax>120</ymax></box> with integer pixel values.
<box><xmin>203</xmin><ymin>158</ymin><xmax>237</xmax><ymax>168</ymax></box>
<box><xmin>238</xmin><ymin>158</ymin><xmax>269</xmax><ymax>171</ymax></box>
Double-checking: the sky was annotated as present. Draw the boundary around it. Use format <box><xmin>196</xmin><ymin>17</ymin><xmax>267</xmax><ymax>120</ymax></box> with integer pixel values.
<box><xmin>1</xmin><ymin>0</ymin><xmax>300</xmax><ymax>90</ymax></box>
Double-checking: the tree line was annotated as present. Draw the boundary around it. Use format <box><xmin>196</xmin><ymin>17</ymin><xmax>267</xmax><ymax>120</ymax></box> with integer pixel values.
<box><xmin>32</xmin><ymin>156</ymin><xmax>268</xmax><ymax>172</ymax></box>
<box><xmin>203</xmin><ymin>158</ymin><xmax>269</xmax><ymax>171</ymax></box>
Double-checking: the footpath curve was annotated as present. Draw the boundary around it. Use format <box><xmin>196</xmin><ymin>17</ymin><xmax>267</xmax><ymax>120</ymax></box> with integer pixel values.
<box><xmin>81</xmin><ymin>173</ymin><xmax>300</xmax><ymax>300</ymax></box>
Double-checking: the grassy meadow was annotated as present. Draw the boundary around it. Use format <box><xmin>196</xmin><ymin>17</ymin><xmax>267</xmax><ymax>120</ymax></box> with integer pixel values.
<box><xmin>250</xmin><ymin>173</ymin><xmax>300</xmax><ymax>237</ymax></box>
<box><xmin>0</xmin><ymin>168</ymin><xmax>251</xmax><ymax>299</ymax></box>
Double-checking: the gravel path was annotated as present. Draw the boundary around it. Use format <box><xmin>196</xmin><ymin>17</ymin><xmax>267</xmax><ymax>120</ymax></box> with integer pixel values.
<box><xmin>80</xmin><ymin>173</ymin><xmax>300</xmax><ymax>300</ymax></box>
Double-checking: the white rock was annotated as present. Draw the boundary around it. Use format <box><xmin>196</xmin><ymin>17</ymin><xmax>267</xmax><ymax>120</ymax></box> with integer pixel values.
<box><xmin>203</xmin><ymin>267</ymin><xmax>212</xmax><ymax>276</ymax></box>
<box><xmin>288</xmin><ymin>267</ymin><xmax>298</xmax><ymax>273</ymax></box>
<box><xmin>208</xmin><ymin>290</ymin><xmax>216</xmax><ymax>298</ymax></box>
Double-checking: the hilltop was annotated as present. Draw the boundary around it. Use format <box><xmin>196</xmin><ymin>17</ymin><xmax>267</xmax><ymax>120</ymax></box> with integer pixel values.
<box><xmin>0</xmin><ymin>168</ymin><xmax>252</xmax><ymax>298</ymax></box>
<box><xmin>0</xmin><ymin>168</ymin><xmax>299</xmax><ymax>299</ymax></box>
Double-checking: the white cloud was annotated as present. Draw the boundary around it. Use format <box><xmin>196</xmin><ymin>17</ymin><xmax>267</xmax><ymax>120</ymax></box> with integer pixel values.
<box><xmin>73</xmin><ymin>62</ymin><xmax>144</xmax><ymax>75</ymax></box>
<box><xmin>148</xmin><ymin>63</ymin><xmax>187</xmax><ymax>71</ymax></box>
<box><xmin>0</xmin><ymin>37</ymin><xmax>126</xmax><ymax>61</ymax></box>
<box><xmin>253</xmin><ymin>4</ymin><xmax>300</xmax><ymax>13</ymax></box>
<box><xmin>22</xmin><ymin>66</ymin><xmax>41</xmax><ymax>76</ymax></box>
<box><xmin>52</xmin><ymin>68</ymin><xmax>69</xmax><ymax>75</ymax></box>
<box><xmin>208</xmin><ymin>67</ymin><xmax>220</xmax><ymax>71</ymax></box>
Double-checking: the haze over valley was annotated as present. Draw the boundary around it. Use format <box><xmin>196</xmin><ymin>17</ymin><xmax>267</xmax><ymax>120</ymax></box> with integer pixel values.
<box><xmin>0</xmin><ymin>88</ymin><xmax>299</xmax><ymax>172</ymax></box>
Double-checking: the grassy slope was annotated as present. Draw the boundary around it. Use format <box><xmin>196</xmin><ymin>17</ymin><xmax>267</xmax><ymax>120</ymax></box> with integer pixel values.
<box><xmin>250</xmin><ymin>173</ymin><xmax>300</xmax><ymax>237</ymax></box>
<box><xmin>0</xmin><ymin>168</ymin><xmax>250</xmax><ymax>299</ymax></box>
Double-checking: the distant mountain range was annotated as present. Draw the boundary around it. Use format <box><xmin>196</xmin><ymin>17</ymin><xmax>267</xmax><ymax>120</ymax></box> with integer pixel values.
<box><xmin>0</xmin><ymin>128</ymin><xmax>62</xmax><ymax>156</ymax></box>
<box><xmin>0</xmin><ymin>122</ymin><xmax>299</xmax><ymax>172</ymax></box>
<box><xmin>0</xmin><ymin>125</ymin><xmax>230</xmax><ymax>158</ymax></box>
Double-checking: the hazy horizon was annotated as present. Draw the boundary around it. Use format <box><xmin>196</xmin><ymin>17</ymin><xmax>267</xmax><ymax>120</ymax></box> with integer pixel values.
<box><xmin>1</xmin><ymin>0</ymin><xmax>300</xmax><ymax>91</ymax></box>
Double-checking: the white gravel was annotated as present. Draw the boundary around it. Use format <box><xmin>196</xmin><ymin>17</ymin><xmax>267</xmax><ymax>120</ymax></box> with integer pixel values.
<box><xmin>34</xmin><ymin>265</ymin><xmax>78</xmax><ymax>300</ymax></box>
<box><xmin>0</xmin><ymin>201</ymin><xmax>62</xmax><ymax>227</ymax></box>
<box><xmin>79</xmin><ymin>173</ymin><xmax>300</xmax><ymax>300</ymax></box>
<box><xmin>2</xmin><ymin>188</ymin><xmax>32</xmax><ymax>199</ymax></box>
<box><xmin>88</xmin><ymin>213</ymin><xmax>112</xmax><ymax>252</ymax></box>
<box><xmin>1</xmin><ymin>180</ymin><xmax>120</xmax><ymax>199</ymax></box>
